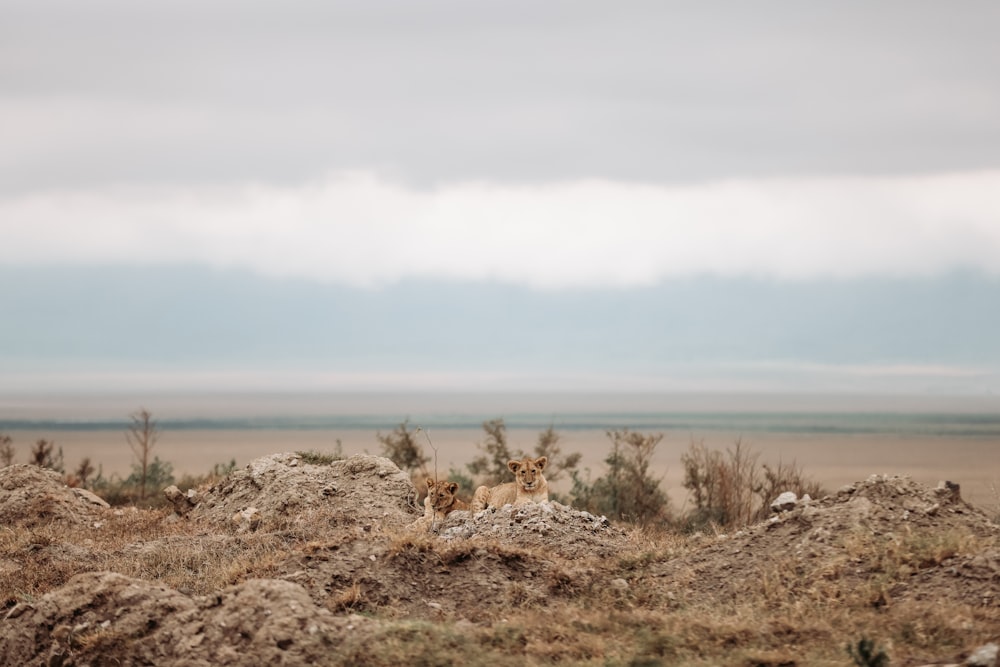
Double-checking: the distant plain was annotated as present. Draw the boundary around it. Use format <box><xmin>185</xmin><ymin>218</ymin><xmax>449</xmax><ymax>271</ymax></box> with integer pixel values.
<box><xmin>2</xmin><ymin>392</ymin><xmax>997</xmax><ymax>509</ymax></box>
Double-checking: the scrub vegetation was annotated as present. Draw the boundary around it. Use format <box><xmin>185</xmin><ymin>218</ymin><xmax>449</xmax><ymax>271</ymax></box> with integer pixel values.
<box><xmin>1</xmin><ymin>419</ymin><xmax>997</xmax><ymax>665</ymax></box>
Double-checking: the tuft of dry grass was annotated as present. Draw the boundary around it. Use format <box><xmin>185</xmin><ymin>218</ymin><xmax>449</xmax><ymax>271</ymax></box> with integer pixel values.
<box><xmin>839</xmin><ymin>524</ymin><xmax>983</xmax><ymax>581</ymax></box>
<box><xmin>327</xmin><ymin>582</ymin><xmax>365</xmax><ymax>613</ymax></box>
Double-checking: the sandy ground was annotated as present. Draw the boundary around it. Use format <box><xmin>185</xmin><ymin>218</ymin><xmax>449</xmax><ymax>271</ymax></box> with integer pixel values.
<box><xmin>6</xmin><ymin>426</ymin><xmax>997</xmax><ymax>510</ymax></box>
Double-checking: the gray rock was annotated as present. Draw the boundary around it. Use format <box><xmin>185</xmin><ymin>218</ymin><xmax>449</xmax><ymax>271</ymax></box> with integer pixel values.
<box><xmin>935</xmin><ymin>480</ymin><xmax>963</xmax><ymax>503</ymax></box>
<box><xmin>966</xmin><ymin>642</ymin><xmax>999</xmax><ymax>667</ymax></box>
<box><xmin>163</xmin><ymin>485</ymin><xmax>199</xmax><ymax>516</ymax></box>
<box><xmin>71</xmin><ymin>487</ymin><xmax>111</xmax><ymax>509</ymax></box>
<box><xmin>770</xmin><ymin>491</ymin><xmax>798</xmax><ymax>513</ymax></box>
<box><xmin>231</xmin><ymin>506</ymin><xmax>262</xmax><ymax>532</ymax></box>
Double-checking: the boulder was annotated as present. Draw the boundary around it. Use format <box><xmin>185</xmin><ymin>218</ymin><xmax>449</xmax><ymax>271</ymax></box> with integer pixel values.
<box><xmin>770</xmin><ymin>491</ymin><xmax>798</xmax><ymax>513</ymax></box>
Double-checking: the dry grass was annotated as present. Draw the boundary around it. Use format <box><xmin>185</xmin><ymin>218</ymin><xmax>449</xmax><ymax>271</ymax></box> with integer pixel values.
<box><xmin>0</xmin><ymin>509</ymin><xmax>294</xmax><ymax>605</ymax></box>
<box><xmin>3</xmin><ymin>500</ymin><xmax>999</xmax><ymax>666</ymax></box>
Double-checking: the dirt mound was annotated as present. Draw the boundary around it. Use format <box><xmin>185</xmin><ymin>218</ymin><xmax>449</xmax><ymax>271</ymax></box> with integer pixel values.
<box><xmin>651</xmin><ymin>475</ymin><xmax>1000</xmax><ymax>609</ymax></box>
<box><xmin>265</xmin><ymin>501</ymin><xmax>627</xmax><ymax>619</ymax></box>
<box><xmin>435</xmin><ymin>501</ymin><xmax>630</xmax><ymax>558</ymax></box>
<box><xmin>274</xmin><ymin>527</ymin><xmax>604</xmax><ymax>620</ymax></box>
<box><xmin>186</xmin><ymin>453</ymin><xmax>419</xmax><ymax>530</ymax></box>
<box><xmin>0</xmin><ymin>464</ymin><xmax>109</xmax><ymax>528</ymax></box>
<box><xmin>3</xmin><ymin>465</ymin><xmax>999</xmax><ymax>665</ymax></box>
<box><xmin>0</xmin><ymin>571</ymin><xmax>375</xmax><ymax>667</ymax></box>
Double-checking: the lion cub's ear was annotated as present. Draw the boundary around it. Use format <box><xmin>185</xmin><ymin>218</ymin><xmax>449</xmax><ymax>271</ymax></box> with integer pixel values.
<box><xmin>507</xmin><ymin>459</ymin><xmax>522</xmax><ymax>474</ymax></box>
<box><xmin>426</xmin><ymin>477</ymin><xmax>435</xmax><ymax>489</ymax></box>
<box><xmin>534</xmin><ymin>456</ymin><xmax>548</xmax><ymax>471</ymax></box>
<box><xmin>447</xmin><ymin>482</ymin><xmax>459</xmax><ymax>494</ymax></box>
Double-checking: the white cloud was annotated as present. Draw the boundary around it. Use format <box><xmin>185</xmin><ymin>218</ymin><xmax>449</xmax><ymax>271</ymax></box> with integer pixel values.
<box><xmin>3</xmin><ymin>170</ymin><xmax>1000</xmax><ymax>288</ymax></box>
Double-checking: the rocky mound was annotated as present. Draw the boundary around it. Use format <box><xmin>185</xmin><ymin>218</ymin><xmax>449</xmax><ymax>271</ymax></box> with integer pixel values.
<box><xmin>435</xmin><ymin>501</ymin><xmax>630</xmax><ymax>558</ymax></box>
<box><xmin>651</xmin><ymin>475</ymin><xmax>1000</xmax><ymax>609</ymax></box>
<box><xmin>4</xmin><ymin>464</ymin><xmax>999</xmax><ymax>665</ymax></box>
<box><xmin>0</xmin><ymin>464</ymin><xmax>109</xmax><ymax>528</ymax></box>
<box><xmin>275</xmin><ymin>531</ymin><xmax>597</xmax><ymax>619</ymax></box>
<box><xmin>268</xmin><ymin>503</ymin><xmax>623</xmax><ymax>620</ymax></box>
<box><xmin>180</xmin><ymin>453</ymin><xmax>419</xmax><ymax>531</ymax></box>
<box><xmin>0</xmin><ymin>571</ymin><xmax>375</xmax><ymax>667</ymax></box>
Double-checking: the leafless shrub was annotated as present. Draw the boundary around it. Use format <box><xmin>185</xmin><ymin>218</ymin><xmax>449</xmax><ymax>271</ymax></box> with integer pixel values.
<box><xmin>755</xmin><ymin>460</ymin><xmax>826</xmax><ymax>522</ymax></box>
<box><xmin>0</xmin><ymin>434</ymin><xmax>13</xmax><ymax>466</ymax></box>
<box><xmin>681</xmin><ymin>438</ymin><xmax>825</xmax><ymax>531</ymax></box>
<box><xmin>681</xmin><ymin>437</ymin><xmax>759</xmax><ymax>530</ymax></box>
<box><xmin>377</xmin><ymin>419</ymin><xmax>429</xmax><ymax>475</ymax></box>
<box><xmin>30</xmin><ymin>439</ymin><xmax>64</xmax><ymax>472</ymax></box>
<box><xmin>75</xmin><ymin>458</ymin><xmax>96</xmax><ymax>487</ymax></box>
<box><xmin>126</xmin><ymin>409</ymin><xmax>159</xmax><ymax>500</ymax></box>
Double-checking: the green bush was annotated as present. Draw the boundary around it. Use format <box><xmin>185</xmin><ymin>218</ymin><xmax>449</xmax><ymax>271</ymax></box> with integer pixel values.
<box><xmin>569</xmin><ymin>429</ymin><xmax>670</xmax><ymax>525</ymax></box>
<box><xmin>377</xmin><ymin>419</ymin><xmax>429</xmax><ymax>474</ymax></box>
<box><xmin>466</xmin><ymin>419</ymin><xmax>518</xmax><ymax>486</ymax></box>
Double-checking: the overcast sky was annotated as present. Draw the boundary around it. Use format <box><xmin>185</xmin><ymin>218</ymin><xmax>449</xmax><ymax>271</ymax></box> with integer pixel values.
<box><xmin>2</xmin><ymin>1</ymin><xmax>999</xmax><ymax>398</ymax></box>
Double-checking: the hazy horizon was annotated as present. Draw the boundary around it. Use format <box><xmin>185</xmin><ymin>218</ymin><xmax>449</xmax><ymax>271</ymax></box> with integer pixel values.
<box><xmin>3</xmin><ymin>390</ymin><xmax>999</xmax><ymax>424</ymax></box>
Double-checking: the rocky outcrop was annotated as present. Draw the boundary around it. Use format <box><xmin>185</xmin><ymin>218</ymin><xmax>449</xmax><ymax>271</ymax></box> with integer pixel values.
<box><xmin>435</xmin><ymin>500</ymin><xmax>627</xmax><ymax>558</ymax></box>
<box><xmin>0</xmin><ymin>464</ymin><xmax>109</xmax><ymax>528</ymax></box>
<box><xmin>0</xmin><ymin>571</ymin><xmax>371</xmax><ymax>667</ymax></box>
<box><xmin>181</xmin><ymin>453</ymin><xmax>419</xmax><ymax>530</ymax></box>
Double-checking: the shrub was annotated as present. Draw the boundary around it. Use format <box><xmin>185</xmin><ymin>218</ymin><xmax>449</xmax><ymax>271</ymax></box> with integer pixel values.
<box><xmin>88</xmin><ymin>456</ymin><xmax>175</xmax><ymax>508</ymax></box>
<box><xmin>174</xmin><ymin>459</ymin><xmax>239</xmax><ymax>491</ymax></box>
<box><xmin>532</xmin><ymin>425</ymin><xmax>581</xmax><ymax>486</ymax></box>
<box><xmin>680</xmin><ymin>438</ymin><xmax>825</xmax><ymax>532</ymax></box>
<box><xmin>30</xmin><ymin>439</ymin><xmax>64</xmax><ymax>473</ymax></box>
<box><xmin>0</xmin><ymin>433</ymin><xmax>13</xmax><ymax>467</ymax></box>
<box><xmin>681</xmin><ymin>438</ymin><xmax>759</xmax><ymax>530</ymax></box>
<box><xmin>465</xmin><ymin>420</ymin><xmax>578</xmax><ymax>495</ymax></box>
<box><xmin>569</xmin><ymin>429</ymin><xmax>670</xmax><ymax>525</ymax></box>
<box><xmin>377</xmin><ymin>419</ymin><xmax>429</xmax><ymax>474</ymax></box>
<box><xmin>126</xmin><ymin>409</ymin><xmax>159</xmax><ymax>499</ymax></box>
<box><xmin>756</xmin><ymin>460</ymin><xmax>826</xmax><ymax>520</ymax></box>
<box><xmin>466</xmin><ymin>418</ymin><xmax>519</xmax><ymax>486</ymax></box>
<box><xmin>446</xmin><ymin>467</ymin><xmax>477</xmax><ymax>499</ymax></box>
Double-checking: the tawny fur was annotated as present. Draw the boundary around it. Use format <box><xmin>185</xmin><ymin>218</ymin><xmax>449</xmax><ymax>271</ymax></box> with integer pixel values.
<box><xmin>407</xmin><ymin>478</ymin><xmax>469</xmax><ymax>531</ymax></box>
<box><xmin>471</xmin><ymin>456</ymin><xmax>549</xmax><ymax>512</ymax></box>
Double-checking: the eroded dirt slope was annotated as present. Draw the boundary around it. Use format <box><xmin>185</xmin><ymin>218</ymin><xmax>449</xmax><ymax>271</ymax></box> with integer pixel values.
<box><xmin>2</xmin><ymin>456</ymin><xmax>998</xmax><ymax>666</ymax></box>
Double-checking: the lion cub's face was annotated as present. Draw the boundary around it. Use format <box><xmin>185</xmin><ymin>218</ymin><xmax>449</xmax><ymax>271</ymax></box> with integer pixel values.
<box><xmin>507</xmin><ymin>456</ymin><xmax>548</xmax><ymax>491</ymax></box>
<box><xmin>426</xmin><ymin>478</ymin><xmax>461</xmax><ymax>511</ymax></box>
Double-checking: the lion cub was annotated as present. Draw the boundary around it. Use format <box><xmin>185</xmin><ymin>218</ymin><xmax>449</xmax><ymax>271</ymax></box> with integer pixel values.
<box><xmin>408</xmin><ymin>478</ymin><xmax>469</xmax><ymax>531</ymax></box>
<box><xmin>471</xmin><ymin>456</ymin><xmax>548</xmax><ymax>512</ymax></box>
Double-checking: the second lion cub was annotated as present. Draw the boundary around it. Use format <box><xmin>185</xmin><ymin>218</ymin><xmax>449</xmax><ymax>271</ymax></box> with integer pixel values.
<box><xmin>408</xmin><ymin>478</ymin><xmax>469</xmax><ymax>531</ymax></box>
<box><xmin>472</xmin><ymin>456</ymin><xmax>548</xmax><ymax>511</ymax></box>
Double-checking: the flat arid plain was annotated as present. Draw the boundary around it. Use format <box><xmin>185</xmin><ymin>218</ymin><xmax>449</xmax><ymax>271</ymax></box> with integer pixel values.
<box><xmin>3</xmin><ymin>427</ymin><xmax>997</xmax><ymax>510</ymax></box>
<box><xmin>3</xmin><ymin>391</ymin><xmax>998</xmax><ymax>509</ymax></box>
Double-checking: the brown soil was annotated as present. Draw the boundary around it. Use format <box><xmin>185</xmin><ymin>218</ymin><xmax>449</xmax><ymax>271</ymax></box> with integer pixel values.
<box><xmin>0</xmin><ymin>464</ymin><xmax>109</xmax><ymax>528</ymax></box>
<box><xmin>1</xmin><ymin>455</ymin><xmax>998</xmax><ymax>666</ymax></box>
<box><xmin>648</xmin><ymin>475</ymin><xmax>1000</xmax><ymax>610</ymax></box>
